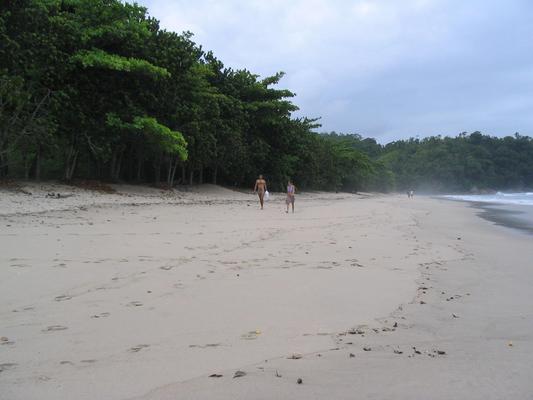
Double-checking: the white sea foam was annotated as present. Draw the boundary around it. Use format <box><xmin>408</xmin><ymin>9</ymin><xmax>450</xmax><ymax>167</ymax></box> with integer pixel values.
<box><xmin>443</xmin><ymin>192</ymin><xmax>533</xmax><ymax>206</ymax></box>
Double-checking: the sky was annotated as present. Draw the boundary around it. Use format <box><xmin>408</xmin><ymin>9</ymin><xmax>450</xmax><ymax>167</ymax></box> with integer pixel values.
<box><xmin>137</xmin><ymin>0</ymin><xmax>533</xmax><ymax>143</ymax></box>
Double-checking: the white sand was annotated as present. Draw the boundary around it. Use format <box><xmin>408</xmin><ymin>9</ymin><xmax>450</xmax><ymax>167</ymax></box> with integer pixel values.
<box><xmin>1</xmin><ymin>183</ymin><xmax>532</xmax><ymax>399</ymax></box>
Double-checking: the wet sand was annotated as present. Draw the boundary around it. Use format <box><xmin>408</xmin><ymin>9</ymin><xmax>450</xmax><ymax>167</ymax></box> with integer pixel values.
<box><xmin>473</xmin><ymin>203</ymin><xmax>533</xmax><ymax>235</ymax></box>
<box><xmin>1</xmin><ymin>184</ymin><xmax>532</xmax><ymax>399</ymax></box>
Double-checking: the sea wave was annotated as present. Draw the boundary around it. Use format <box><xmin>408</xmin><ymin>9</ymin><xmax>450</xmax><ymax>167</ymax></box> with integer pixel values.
<box><xmin>443</xmin><ymin>192</ymin><xmax>533</xmax><ymax>206</ymax></box>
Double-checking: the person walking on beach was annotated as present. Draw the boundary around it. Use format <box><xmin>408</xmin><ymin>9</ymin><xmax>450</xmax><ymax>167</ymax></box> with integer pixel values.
<box><xmin>254</xmin><ymin>174</ymin><xmax>267</xmax><ymax>209</ymax></box>
<box><xmin>286</xmin><ymin>179</ymin><xmax>295</xmax><ymax>213</ymax></box>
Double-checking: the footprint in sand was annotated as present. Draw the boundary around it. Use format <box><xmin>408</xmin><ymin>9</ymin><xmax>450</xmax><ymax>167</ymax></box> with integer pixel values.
<box><xmin>351</xmin><ymin>262</ymin><xmax>365</xmax><ymax>268</ymax></box>
<box><xmin>10</xmin><ymin>264</ymin><xmax>30</xmax><ymax>268</ymax></box>
<box><xmin>127</xmin><ymin>301</ymin><xmax>143</xmax><ymax>307</ymax></box>
<box><xmin>129</xmin><ymin>344</ymin><xmax>150</xmax><ymax>353</ymax></box>
<box><xmin>90</xmin><ymin>312</ymin><xmax>110</xmax><ymax>319</ymax></box>
<box><xmin>220</xmin><ymin>261</ymin><xmax>238</xmax><ymax>265</ymax></box>
<box><xmin>1</xmin><ymin>337</ymin><xmax>15</xmax><ymax>346</ymax></box>
<box><xmin>347</xmin><ymin>327</ymin><xmax>366</xmax><ymax>335</ymax></box>
<box><xmin>54</xmin><ymin>295</ymin><xmax>72</xmax><ymax>302</ymax></box>
<box><xmin>80</xmin><ymin>359</ymin><xmax>96</xmax><ymax>364</ymax></box>
<box><xmin>0</xmin><ymin>363</ymin><xmax>18</xmax><ymax>373</ymax></box>
<box><xmin>42</xmin><ymin>325</ymin><xmax>68</xmax><ymax>332</ymax></box>
<box><xmin>189</xmin><ymin>343</ymin><xmax>221</xmax><ymax>349</ymax></box>
<box><xmin>241</xmin><ymin>331</ymin><xmax>261</xmax><ymax>340</ymax></box>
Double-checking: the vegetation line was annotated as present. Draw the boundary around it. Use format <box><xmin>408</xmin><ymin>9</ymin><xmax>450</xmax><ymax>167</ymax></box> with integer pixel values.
<box><xmin>1</xmin><ymin>1</ymin><xmax>532</xmax><ymax>192</ymax></box>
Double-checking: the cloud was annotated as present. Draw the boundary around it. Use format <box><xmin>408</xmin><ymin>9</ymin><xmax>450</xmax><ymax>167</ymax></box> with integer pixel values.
<box><xmin>139</xmin><ymin>0</ymin><xmax>533</xmax><ymax>142</ymax></box>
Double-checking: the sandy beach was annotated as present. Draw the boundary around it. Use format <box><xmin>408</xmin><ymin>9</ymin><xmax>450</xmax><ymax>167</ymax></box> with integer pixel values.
<box><xmin>1</xmin><ymin>183</ymin><xmax>532</xmax><ymax>400</ymax></box>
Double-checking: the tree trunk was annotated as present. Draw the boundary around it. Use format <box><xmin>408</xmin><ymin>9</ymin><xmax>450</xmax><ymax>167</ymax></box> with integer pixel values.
<box><xmin>170</xmin><ymin>166</ymin><xmax>177</xmax><ymax>188</ymax></box>
<box><xmin>0</xmin><ymin>152</ymin><xmax>6</xmax><ymax>178</ymax></box>
<box><xmin>181</xmin><ymin>164</ymin><xmax>186</xmax><ymax>184</ymax></box>
<box><xmin>136</xmin><ymin>145</ymin><xmax>143</xmax><ymax>182</ymax></box>
<box><xmin>115</xmin><ymin>151</ymin><xmax>123</xmax><ymax>181</ymax></box>
<box><xmin>166</xmin><ymin>157</ymin><xmax>172</xmax><ymax>187</ymax></box>
<box><xmin>110</xmin><ymin>151</ymin><xmax>117</xmax><ymax>181</ymax></box>
<box><xmin>64</xmin><ymin>147</ymin><xmax>78</xmax><ymax>181</ymax></box>
<box><xmin>199</xmin><ymin>165</ymin><xmax>203</xmax><ymax>184</ymax></box>
<box><xmin>68</xmin><ymin>153</ymin><xmax>78</xmax><ymax>181</ymax></box>
<box><xmin>168</xmin><ymin>157</ymin><xmax>178</xmax><ymax>188</ymax></box>
<box><xmin>35</xmin><ymin>145</ymin><xmax>42</xmax><ymax>181</ymax></box>
<box><xmin>136</xmin><ymin>158</ymin><xmax>142</xmax><ymax>182</ymax></box>
<box><xmin>127</xmin><ymin>149</ymin><xmax>134</xmax><ymax>181</ymax></box>
<box><xmin>212</xmin><ymin>165</ymin><xmax>218</xmax><ymax>184</ymax></box>
<box><xmin>154</xmin><ymin>156</ymin><xmax>161</xmax><ymax>186</ymax></box>
<box><xmin>189</xmin><ymin>169</ymin><xmax>194</xmax><ymax>186</ymax></box>
<box><xmin>23</xmin><ymin>153</ymin><xmax>31</xmax><ymax>180</ymax></box>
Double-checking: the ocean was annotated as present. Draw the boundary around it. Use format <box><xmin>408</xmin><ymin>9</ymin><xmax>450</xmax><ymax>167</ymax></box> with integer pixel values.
<box><xmin>442</xmin><ymin>192</ymin><xmax>533</xmax><ymax>235</ymax></box>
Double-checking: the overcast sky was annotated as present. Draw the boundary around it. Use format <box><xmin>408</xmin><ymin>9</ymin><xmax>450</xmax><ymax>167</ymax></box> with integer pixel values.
<box><xmin>137</xmin><ymin>0</ymin><xmax>533</xmax><ymax>143</ymax></box>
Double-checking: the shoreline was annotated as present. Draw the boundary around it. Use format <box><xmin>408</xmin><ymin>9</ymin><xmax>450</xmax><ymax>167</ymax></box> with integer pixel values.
<box><xmin>473</xmin><ymin>203</ymin><xmax>533</xmax><ymax>235</ymax></box>
<box><xmin>1</xmin><ymin>187</ymin><xmax>532</xmax><ymax>399</ymax></box>
<box><xmin>438</xmin><ymin>196</ymin><xmax>533</xmax><ymax>236</ymax></box>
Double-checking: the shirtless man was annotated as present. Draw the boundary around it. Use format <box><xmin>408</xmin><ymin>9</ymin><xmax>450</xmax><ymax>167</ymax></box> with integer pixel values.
<box><xmin>253</xmin><ymin>174</ymin><xmax>267</xmax><ymax>209</ymax></box>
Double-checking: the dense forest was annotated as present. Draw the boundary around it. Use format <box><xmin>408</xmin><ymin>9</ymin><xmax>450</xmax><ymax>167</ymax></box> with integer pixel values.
<box><xmin>2</xmin><ymin>0</ymin><xmax>533</xmax><ymax>193</ymax></box>
<box><xmin>323</xmin><ymin>132</ymin><xmax>533</xmax><ymax>192</ymax></box>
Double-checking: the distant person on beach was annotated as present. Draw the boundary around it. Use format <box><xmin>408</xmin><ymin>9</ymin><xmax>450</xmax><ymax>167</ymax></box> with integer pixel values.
<box><xmin>407</xmin><ymin>190</ymin><xmax>414</xmax><ymax>198</ymax></box>
<box><xmin>286</xmin><ymin>180</ymin><xmax>295</xmax><ymax>213</ymax></box>
<box><xmin>254</xmin><ymin>174</ymin><xmax>267</xmax><ymax>209</ymax></box>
